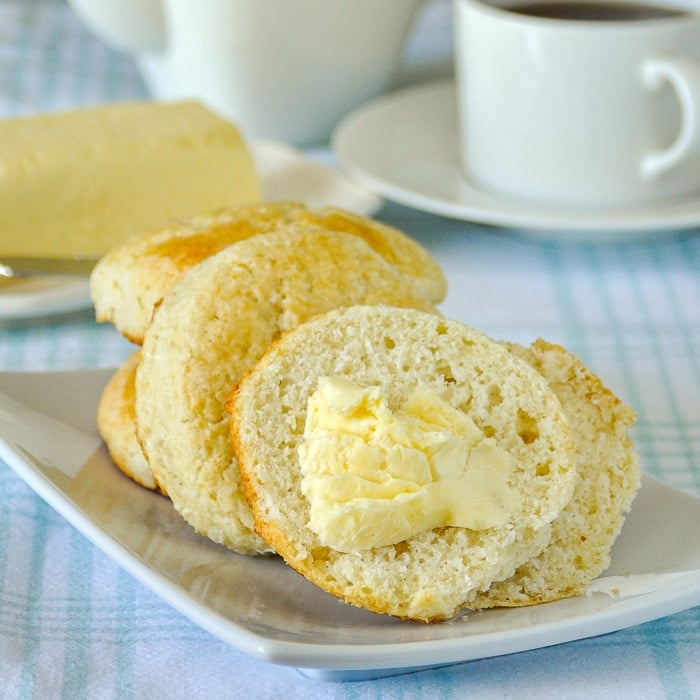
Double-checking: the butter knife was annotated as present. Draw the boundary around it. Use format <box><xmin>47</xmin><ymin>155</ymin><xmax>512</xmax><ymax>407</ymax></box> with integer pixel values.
<box><xmin>0</xmin><ymin>257</ymin><xmax>96</xmax><ymax>279</ymax></box>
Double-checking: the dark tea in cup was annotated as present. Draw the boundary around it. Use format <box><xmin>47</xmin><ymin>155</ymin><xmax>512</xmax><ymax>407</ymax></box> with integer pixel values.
<box><xmin>509</xmin><ymin>1</ymin><xmax>685</xmax><ymax>20</ymax></box>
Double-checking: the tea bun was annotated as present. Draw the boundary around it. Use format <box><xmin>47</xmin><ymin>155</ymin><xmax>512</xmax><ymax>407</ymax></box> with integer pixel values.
<box><xmin>90</xmin><ymin>201</ymin><xmax>446</xmax><ymax>344</ymax></box>
<box><xmin>229</xmin><ymin>305</ymin><xmax>578</xmax><ymax>620</ymax></box>
<box><xmin>135</xmin><ymin>228</ymin><xmax>441</xmax><ymax>555</ymax></box>
<box><xmin>96</xmin><ymin>350</ymin><xmax>165</xmax><ymax>494</ymax></box>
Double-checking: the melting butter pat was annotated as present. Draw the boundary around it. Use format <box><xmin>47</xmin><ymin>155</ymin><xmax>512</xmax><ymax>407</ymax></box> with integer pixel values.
<box><xmin>0</xmin><ymin>101</ymin><xmax>259</xmax><ymax>259</ymax></box>
<box><xmin>299</xmin><ymin>377</ymin><xmax>520</xmax><ymax>552</ymax></box>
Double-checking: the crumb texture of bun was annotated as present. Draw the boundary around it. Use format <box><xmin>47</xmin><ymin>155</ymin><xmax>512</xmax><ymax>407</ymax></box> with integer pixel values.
<box><xmin>470</xmin><ymin>339</ymin><xmax>640</xmax><ymax>607</ymax></box>
<box><xmin>97</xmin><ymin>350</ymin><xmax>165</xmax><ymax>494</ymax></box>
<box><xmin>135</xmin><ymin>229</ymin><xmax>441</xmax><ymax>556</ymax></box>
<box><xmin>230</xmin><ymin>305</ymin><xmax>579</xmax><ymax>621</ymax></box>
<box><xmin>90</xmin><ymin>202</ymin><xmax>445</xmax><ymax>344</ymax></box>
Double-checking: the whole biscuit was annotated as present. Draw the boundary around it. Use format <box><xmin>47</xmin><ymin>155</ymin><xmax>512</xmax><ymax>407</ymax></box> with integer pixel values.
<box><xmin>97</xmin><ymin>351</ymin><xmax>165</xmax><ymax>494</ymax></box>
<box><xmin>91</xmin><ymin>201</ymin><xmax>446</xmax><ymax>344</ymax></box>
<box><xmin>135</xmin><ymin>227</ymin><xmax>441</xmax><ymax>555</ymax></box>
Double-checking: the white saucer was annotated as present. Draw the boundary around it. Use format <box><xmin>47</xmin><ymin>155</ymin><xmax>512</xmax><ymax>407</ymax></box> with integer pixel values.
<box><xmin>332</xmin><ymin>80</ymin><xmax>700</xmax><ymax>243</ymax></box>
<box><xmin>0</xmin><ymin>142</ymin><xmax>382</xmax><ymax>322</ymax></box>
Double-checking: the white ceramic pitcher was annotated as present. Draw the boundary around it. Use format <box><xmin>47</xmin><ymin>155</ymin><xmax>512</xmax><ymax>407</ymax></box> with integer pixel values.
<box><xmin>67</xmin><ymin>0</ymin><xmax>426</xmax><ymax>144</ymax></box>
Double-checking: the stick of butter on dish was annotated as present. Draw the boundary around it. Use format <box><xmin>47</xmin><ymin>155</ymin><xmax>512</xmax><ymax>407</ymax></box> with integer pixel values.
<box><xmin>0</xmin><ymin>101</ymin><xmax>260</xmax><ymax>259</ymax></box>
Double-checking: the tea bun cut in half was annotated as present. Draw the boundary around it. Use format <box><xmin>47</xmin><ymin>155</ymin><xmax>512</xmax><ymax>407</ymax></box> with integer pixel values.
<box><xmin>96</xmin><ymin>350</ymin><xmax>165</xmax><ymax>495</ymax></box>
<box><xmin>135</xmin><ymin>227</ymin><xmax>441</xmax><ymax>556</ymax></box>
<box><xmin>229</xmin><ymin>305</ymin><xmax>578</xmax><ymax>621</ymax></box>
<box><xmin>91</xmin><ymin>201</ymin><xmax>446</xmax><ymax>344</ymax></box>
<box><xmin>470</xmin><ymin>339</ymin><xmax>640</xmax><ymax>608</ymax></box>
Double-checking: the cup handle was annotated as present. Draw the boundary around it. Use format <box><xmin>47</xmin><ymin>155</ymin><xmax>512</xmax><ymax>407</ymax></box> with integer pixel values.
<box><xmin>640</xmin><ymin>57</ymin><xmax>700</xmax><ymax>179</ymax></box>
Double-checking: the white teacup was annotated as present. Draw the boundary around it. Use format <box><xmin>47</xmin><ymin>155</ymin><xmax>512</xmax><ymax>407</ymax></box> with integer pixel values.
<box><xmin>454</xmin><ymin>0</ymin><xmax>700</xmax><ymax>207</ymax></box>
<box><xmin>67</xmin><ymin>0</ymin><xmax>425</xmax><ymax>145</ymax></box>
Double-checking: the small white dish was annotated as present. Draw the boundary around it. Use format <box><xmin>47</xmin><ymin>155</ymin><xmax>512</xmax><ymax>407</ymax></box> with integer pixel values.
<box><xmin>332</xmin><ymin>80</ymin><xmax>700</xmax><ymax>242</ymax></box>
<box><xmin>0</xmin><ymin>142</ymin><xmax>381</xmax><ymax>322</ymax></box>
<box><xmin>1</xmin><ymin>368</ymin><xmax>699</xmax><ymax>681</ymax></box>
<box><xmin>251</xmin><ymin>140</ymin><xmax>382</xmax><ymax>215</ymax></box>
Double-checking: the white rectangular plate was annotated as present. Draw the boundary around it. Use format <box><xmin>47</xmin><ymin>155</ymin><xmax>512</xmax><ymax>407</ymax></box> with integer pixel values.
<box><xmin>1</xmin><ymin>368</ymin><xmax>699</xmax><ymax>681</ymax></box>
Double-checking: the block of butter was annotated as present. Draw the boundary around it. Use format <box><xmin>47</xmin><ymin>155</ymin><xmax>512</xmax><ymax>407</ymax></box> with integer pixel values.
<box><xmin>0</xmin><ymin>101</ymin><xmax>260</xmax><ymax>259</ymax></box>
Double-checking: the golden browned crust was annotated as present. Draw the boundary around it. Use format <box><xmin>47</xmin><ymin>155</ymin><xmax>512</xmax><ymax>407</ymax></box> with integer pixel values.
<box><xmin>90</xmin><ymin>202</ymin><xmax>446</xmax><ymax>345</ymax></box>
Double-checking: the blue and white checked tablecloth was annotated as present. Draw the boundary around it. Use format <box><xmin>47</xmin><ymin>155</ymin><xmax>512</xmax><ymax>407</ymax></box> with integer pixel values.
<box><xmin>1</xmin><ymin>1</ymin><xmax>699</xmax><ymax>698</ymax></box>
